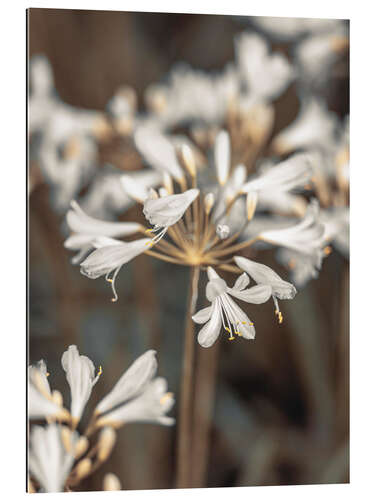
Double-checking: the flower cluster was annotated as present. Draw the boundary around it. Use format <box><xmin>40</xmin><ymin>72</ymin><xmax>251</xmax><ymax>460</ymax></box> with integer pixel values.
<box><xmin>28</xmin><ymin>347</ymin><xmax>174</xmax><ymax>492</ymax></box>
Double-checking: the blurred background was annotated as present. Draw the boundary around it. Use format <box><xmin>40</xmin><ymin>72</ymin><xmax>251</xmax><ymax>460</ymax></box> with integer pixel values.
<box><xmin>28</xmin><ymin>8</ymin><xmax>349</xmax><ymax>490</ymax></box>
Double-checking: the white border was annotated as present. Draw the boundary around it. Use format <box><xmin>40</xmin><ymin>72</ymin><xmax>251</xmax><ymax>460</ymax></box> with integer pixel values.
<box><xmin>2</xmin><ymin>1</ymin><xmax>375</xmax><ymax>498</ymax></box>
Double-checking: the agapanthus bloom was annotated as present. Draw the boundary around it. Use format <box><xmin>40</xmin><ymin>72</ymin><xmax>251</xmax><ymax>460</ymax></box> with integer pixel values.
<box><xmin>80</xmin><ymin>238</ymin><xmax>151</xmax><ymax>302</ymax></box>
<box><xmin>143</xmin><ymin>188</ymin><xmax>199</xmax><ymax>245</ymax></box>
<box><xmin>234</xmin><ymin>256</ymin><xmax>297</xmax><ymax>323</ymax></box>
<box><xmin>192</xmin><ymin>267</ymin><xmax>272</xmax><ymax>347</ymax></box>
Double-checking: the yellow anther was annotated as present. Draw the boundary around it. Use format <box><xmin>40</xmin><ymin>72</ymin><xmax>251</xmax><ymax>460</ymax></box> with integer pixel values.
<box><xmin>46</xmin><ymin>372</ymin><xmax>50</xmax><ymax>377</ymax></box>
<box><xmin>242</xmin><ymin>321</ymin><xmax>247</xmax><ymax>325</ymax></box>
<box><xmin>250</xmin><ymin>322</ymin><xmax>254</xmax><ymax>326</ymax></box>
<box><xmin>106</xmin><ymin>278</ymin><xmax>113</xmax><ymax>283</ymax></box>
<box><xmin>228</xmin><ymin>336</ymin><xmax>235</xmax><ymax>341</ymax></box>
<box><xmin>224</xmin><ymin>327</ymin><xmax>231</xmax><ymax>332</ymax></box>
<box><xmin>111</xmin><ymin>298</ymin><xmax>117</xmax><ymax>303</ymax></box>
<box><xmin>145</xmin><ymin>241</ymin><xmax>154</xmax><ymax>247</ymax></box>
<box><xmin>145</xmin><ymin>228</ymin><xmax>153</xmax><ymax>233</ymax></box>
<box><xmin>278</xmin><ymin>312</ymin><xmax>283</xmax><ymax>324</ymax></box>
<box><xmin>324</xmin><ymin>246</ymin><xmax>332</xmax><ymax>256</ymax></box>
<box><xmin>234</xmin><ymin>330</ymin><xmax>242</xmax><ymax>336</ymax></box>
<box><xmin>98</xmin><ymin>365</ymin><xmax>103</xmax><ymax>377</ymax></box>
<box><xmin>160</xmin><ymin>392</ymin><xmax>173</xmax><ymax>405</ymax></box>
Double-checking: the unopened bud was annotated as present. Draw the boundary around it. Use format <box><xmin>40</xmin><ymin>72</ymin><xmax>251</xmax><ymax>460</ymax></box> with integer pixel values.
<box><xmin>60</xmin><ymin>426</ymin><xmax>73</xmax><ymax>454</ymax></box>
<box><xmin>216</xmin><ymin>224</ymin><xmax>230</xmax><ymax>240</ymax></box>
<box><xmin>103</xmin><ymin>473</ymin><xmax>122</xmax><ymax>491</ymax></box>
<box><xmin>163</xmin><ymin>172</ymin><xmax>173</xmax><ymax>194</ymax></box>
<box><xmin>97</xmin><ymin>427</ymin><xmax>117</xmax><ymax>462</ymax></box>
<box><xmin>181</xmin><ymin>144</ymin><xmax>196</xmax><ymax>177</ymax></box>
<box><xmin>246</xmin><ymin>191</ymin><xmax>258</xmax><ymax>221</ymax></box>
<box><xmin>204</xmin><ymin>193</ymin><xmax>215</xmax><ymax>215</ymax></box>
<box><xmin>51</xmin><ymin>390</ymin><xmax>63</xmax><ymax>407</ymax></box>
<box><xmin>75</xmin><ymin>436</ymin><xmax>89</xmax><ymax>459</ymax></box>
<box><xmin>74</xmin><ymin>458</ymin><xmax>92</xmax><ymax>480</ymax></box>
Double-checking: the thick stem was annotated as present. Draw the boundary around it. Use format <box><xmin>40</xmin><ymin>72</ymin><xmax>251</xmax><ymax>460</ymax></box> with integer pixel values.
<box><xmin>176</xmin><ymin>266</ymin><xmax>200</xmax><ymax>488</ymax></box>
<box><xmin>191</xmin><ymin>340</ymin><xmax>220</xmax><ymax>487</ymax></box>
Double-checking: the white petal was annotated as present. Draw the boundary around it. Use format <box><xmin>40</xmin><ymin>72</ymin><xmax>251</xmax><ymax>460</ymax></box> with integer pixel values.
<box><xmin>80</xmin><ymin>238</ymin><xmax>150</xmax><ymax>279</ymax></box>
<box><xmin>66</xmin><ymin>200</ymin><xmax>140</xmax><ymax>237</ymax></box>
<box><xmin>95</xmin><ymin>350</ymin><xmax>158</xmax><ymax>415</ymax></box>
<box><xmin>143</xmin><ymin>189</ymin><xmax>199</xmax><ymax>228</ymax></box>
<box><xmin>233</xmin><ymin>272</ymin><xmax>250</xmax><ymax>291</ymax></box>
<box><xmin>197</xmin><ymin>300</ymin><xmax>222</xmax><ymax>348</ymax></box>
<box><xmin>61</xmin><ymin>345</ymin><xmax>97</xmax><ymax>421</ymax></box>
<box><xmin>134</xmin><ymin>126</ymin><xmax>184</xmax><ymax>181</ymax></box>
<box><xmin>228</xmin><ymin>284</ymin><xmax>272</xmax><ymax>304</ymax></box>
<box><xmin>192</xmin><ymin>305</ymin><xmax>213</xmax><ymax>324</ymax></box>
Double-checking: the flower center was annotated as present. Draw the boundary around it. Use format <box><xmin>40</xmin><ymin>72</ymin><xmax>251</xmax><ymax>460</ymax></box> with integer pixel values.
<box><xmin>206</xmin><ymin>278</ymin><xmax>227</xmax><ymax>301</ymax></box>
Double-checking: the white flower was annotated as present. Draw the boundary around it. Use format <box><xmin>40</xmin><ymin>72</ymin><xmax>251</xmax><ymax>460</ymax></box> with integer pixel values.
<box><xmin>64</xmin><ymin>200</ymin><xmax>141</xmax><ymax>264</ymax></box>
<box><xmin>242</xmin><ymin>154</ymin><xmax>312</xmax><ymax>195</ymax></box>
<box><xmin>260</xmin><ymin>200</ymin><xmax>325</xmax><ymax>257</ymax></box>
<box><xmin>96</xmin><ymin>378</ymin><xmax>175</xmax><ymax>428</ymax></box>
<box><xmin>251</xmin><ymin>17</ymin><xmax>344</xmax><ymax>42</ymax></box>
<box><xmin>28</xmin><ymin>361</ymin><xmax>69</xmax><ymax>421</ymax></box>
<box><xmin>234</xmin><ymin>256</ymin><xmax>297</xmax><ymax>323</ymax></box>
<box><xmin>271</xmin><ymin>97</ymin><xmax>338</xmax><ymax>154</ymax></box>
<box><xmin>143</xmin><ymin>188</ymin><xmax>199</xmax><ymax>245</ymax></box>
<box><xmin>144</xmin><ymin>64</ymin><xmax>239</xmax><ymax>128</ymax></box>
<box><xmin>192</xmin><ymin>267</ymin><xmax>272</xmax><ymax>347</ymax></box>
<box><xmin>80</xmin><ymin>238</ymin><xmax>151</xmax><ymax>301</ymax></box>
<box><xmin>28</xmin><ymin>423</ymin><xmax>77</xmax><ymax>492</ymax></box>
<box><xmin>134</xmin><ymin>125</ymin><xmax>184</xmax><ymax>181</ymax></box>
<box><xmin>61</xmin><ymin>345</ymin><xmax>101</xmax><ymax>424</ymax></box>
<box><xmin>95</xmin><ymin>350</ymin><xmax>158</xmax><ymax>415</ymax></box>
<box><xmin>295</xmin><ymin>28</ymin><xmax>349</xmax><ymax>86</ymax></box>
<box><xmin>235</xmin><ymin>32</ymin><xmax>294</xmax><ymax>102</ymax></box>
<box><xmin>276</xmin><ymin>247</ymin><xmax>324</xmax><ymax>288</ymax></box>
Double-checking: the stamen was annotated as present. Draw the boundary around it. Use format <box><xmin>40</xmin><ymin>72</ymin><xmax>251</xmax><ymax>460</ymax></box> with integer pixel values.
<box><xmin>160</xmin><ymin>392</ymin><xmax>173</xmax><ymax>405</ymax></box>
<box><xmin>108</xmin><ymin>266</ymin><xmax>121</xmax><ymax>303</ymax></box>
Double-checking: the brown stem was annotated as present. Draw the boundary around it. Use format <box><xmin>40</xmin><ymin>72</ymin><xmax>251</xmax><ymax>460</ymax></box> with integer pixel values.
<box><xmin>191</xmin><ymin>341</ymin><xmax>220</xmax><ymax>487</ymax></box>
<box><xmin>176</xmin><ymin>266</ymin><xmax>200</xmax><ymax>488</ymax></box>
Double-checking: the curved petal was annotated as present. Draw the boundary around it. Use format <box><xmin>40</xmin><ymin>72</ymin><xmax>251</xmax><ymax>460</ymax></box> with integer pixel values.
<box><xmin>228</xmin><ymin>284</ymin><xmax>272</xmax><ymax>304</ymax></box>
<box><xmin>233</xmin><ymin>272</ymin><xmax>250</xmax><ymax>291</ymax></box>
<box><xmin>197</xmin><ymin>300</ymin><xmax>222</xmax><ymax>348</ymax></box>
<box><xmin>192</xmin><ymin>305</ymin><xmax>213</xmax><ymax>324</ymax></box>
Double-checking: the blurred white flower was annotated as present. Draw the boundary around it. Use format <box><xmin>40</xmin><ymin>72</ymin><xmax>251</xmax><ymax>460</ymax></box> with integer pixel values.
<box><xmin>192</xmin><ymin>267</ymin><xmax>272</xmax><ymax>347</ymax></box>
<box><xmin>250</xmin><ymin>16</ymin><xmax>345</xmax><ymax>42</ymax></box>
<box><xmin>134</xmin><ymin>125</ymin><xmax>184</xmax><ymax>181</ymax></box>
<box><xmin>143</xmin><ymin>188</ymin><xmax>199</xmax><ymax>245</ymax></box>
<box><xmin>61</xmin><ymin>345</ymin><xmax>102</xmax><ymax>425</ymax></box>
<box><xmin>64</xmin><ymin>200</ymin><xmax>141</xmax><ymax>264</ymax></box>
<box><xmin>271</xmin><ymin>97</ymin><xmax>338</xmax><ymax>154</ymax></box>
<box><xmin>235</xmin><ymin>32</ymin><xmax>294</xmax><ymax>102</ymax></box>
<box><xmin>28</xmin><ymin>423</ymin><xmax>77</xmax><ymax>493</ymax></box>
<box><xmin>242</xmin><ymin>153</ymin><xmax>312</xmax><ymax>194</ymax></box>
<box><xmin>80</xmin><ymin>238</ymin><xmax>151</xmax><ymax>301</ymax></box>
<box><xmin>28</xmin><ymin>361</ymin><xmax>69</xmax><ymax>421</ymax></box>
<box><xmin>260</xmin><ymin>199</ymin><xmax>325</xmax><ymax>256</ymax></box>
<box><xmin>144</xmin><ymin>63</ymin><xmax>239</xmax><ymax>128</ymax></box>
<box><xmin>295</xmin><ymin>27</ymin><xmax>349</xmax><ymax>87</ymax></box>
<box><xmin>234</xmin><ymin>256</ymin><xmax>297</xmax><ymax>323</ymax></box>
